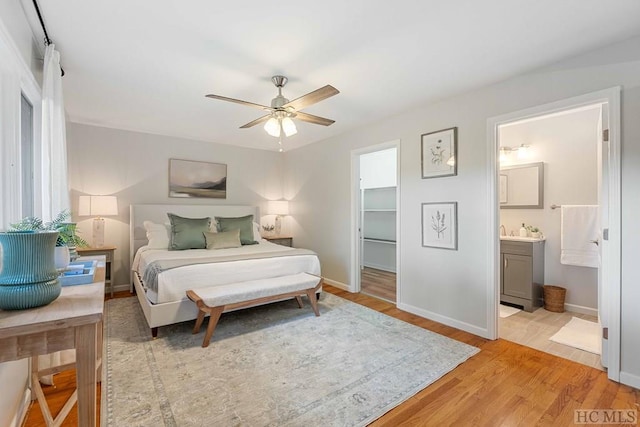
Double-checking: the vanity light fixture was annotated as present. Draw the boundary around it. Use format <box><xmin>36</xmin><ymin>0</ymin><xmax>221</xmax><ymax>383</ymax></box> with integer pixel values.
<box><xmin>499</xmin><ymin>144</ymin><xmax>531</xmax><ymax>162</ymax></box>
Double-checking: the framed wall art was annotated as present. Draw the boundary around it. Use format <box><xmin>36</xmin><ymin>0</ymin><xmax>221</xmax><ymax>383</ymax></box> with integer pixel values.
<box><xmin>421</xmin><ymin>202</ymin><xmax>458</xmax><ymax>250</ymax></box>
<box><xmin>421</xmin><ymin>127</ymin><xmax>457</xmax><ymax>179</ymax></box>
<box><xmin>169</xmin><ymin>158</ymin><xmax>227</xmax><ymax>199</ymax></box>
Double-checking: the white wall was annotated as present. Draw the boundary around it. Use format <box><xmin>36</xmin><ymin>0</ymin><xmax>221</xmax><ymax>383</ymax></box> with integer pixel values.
<box><xmin>500</xmin><ymin>107</ymin><xmax>600</xmax><ymax>311</ymax></box>
<box><xmin>66</xmin><ymin>123</ymin><xmax>285</xmax><ymax>288</ymax></box>
<box><xmin>0</xmin><ymin>0</ymin><xmax>42</xmax><ymax>81</ymax></box>
<box><xmin>284</xmin><ymin>35</ymin><xmax>640</xmax><ymax>385</ymax></box>
<box><xmin>0</xmin><ymin>5</ymin><xmax>41</xmax><ymax>426</ymax></box>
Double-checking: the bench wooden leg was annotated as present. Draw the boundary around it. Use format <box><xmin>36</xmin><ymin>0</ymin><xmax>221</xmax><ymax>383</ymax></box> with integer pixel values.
<box><xmin>193</xmin><ymin>310</ymin><xmax>206</xmax><ymax>334</ymax></box>
<box><xmin>306</xmin><ymin>289</ymin><xmax>320</xmax><ymax>317</ymax></box>
<box><xmin>202</xmin><ymin>306</ymin><xmax>225</xmax><ymax>348</ymax></box>
<box><xmin>294</xmin><ymin>296</ymin><xmax>304</xmax><ymax>308</ymax></box>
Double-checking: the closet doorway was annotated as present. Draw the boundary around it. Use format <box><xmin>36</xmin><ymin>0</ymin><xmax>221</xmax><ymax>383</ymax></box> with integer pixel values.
<box><xmin>350</xmin><ymin>141</ymin><xmax>399</xmax><ymax>303</ymax></box>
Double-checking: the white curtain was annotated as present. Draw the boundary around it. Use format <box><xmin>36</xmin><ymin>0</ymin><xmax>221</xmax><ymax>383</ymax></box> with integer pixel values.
<box><xmin>40</xmin><ymin>43</ymin><xmax>70</xmax><ymax>221</ymax></box>
<box><xmin>39</xmin><ymin>44</ymin><xmax>74</xmax><ymax>384</ymax></box>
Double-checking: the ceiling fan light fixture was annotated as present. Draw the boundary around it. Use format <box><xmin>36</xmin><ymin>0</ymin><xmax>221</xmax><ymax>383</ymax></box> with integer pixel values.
<box><xmin>264</xmin><ymin>117</ymin><xmax>280</xmax><ymax>137</ymax></box>
<box><xmin>281</xmin><ymin>117</ymin><xmax>297</xmax><ymax>137</ymax></box>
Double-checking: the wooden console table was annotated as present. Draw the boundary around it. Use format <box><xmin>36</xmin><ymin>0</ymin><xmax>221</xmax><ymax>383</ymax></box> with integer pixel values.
<box><xmin>0</xmin><ymin>267</ymin><xmax>105</xmax><ymax>426</ymax></box>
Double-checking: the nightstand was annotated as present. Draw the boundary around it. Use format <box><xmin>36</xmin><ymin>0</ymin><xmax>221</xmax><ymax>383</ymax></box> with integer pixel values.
<box><xmin>263</xmin><ymin>236</ymin><xmax>293</xmax><ymax>247</ymax></box>
<box><xmin>76</xmin><ymin>246</ymin><xmax>116</xmax><ymax>297</ymax></box>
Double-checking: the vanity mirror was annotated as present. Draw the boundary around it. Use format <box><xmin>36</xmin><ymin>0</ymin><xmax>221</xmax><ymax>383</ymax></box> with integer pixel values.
<box><xmin>499</xmin><ymin>162</ymin><xmax>544</xmax><ymax>209</ymax></box>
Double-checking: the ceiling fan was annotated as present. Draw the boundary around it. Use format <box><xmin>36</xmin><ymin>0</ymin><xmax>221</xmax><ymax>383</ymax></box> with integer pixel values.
<box><xmin>205</xmin><ymin>76</ymin><xmax>339</xmax><ymax>142</ymax></box>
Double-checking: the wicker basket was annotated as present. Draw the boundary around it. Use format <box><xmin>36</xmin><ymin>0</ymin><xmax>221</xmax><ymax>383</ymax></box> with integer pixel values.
<box><xmin>543</xmin><ymin>285</ymin><xmax>566</xmax><ymax>313</ymax></box>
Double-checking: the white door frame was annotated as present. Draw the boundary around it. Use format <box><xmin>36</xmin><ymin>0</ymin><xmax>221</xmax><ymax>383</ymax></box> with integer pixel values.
<box><xmin>350</xmin><ymin>140</ymin><xmax>401</xmax><ymax>295</ymax></box>
<box><xmin>486</xmin><ymin>87</ymin><xmax>621</xmax><ymax>381</ymax></box>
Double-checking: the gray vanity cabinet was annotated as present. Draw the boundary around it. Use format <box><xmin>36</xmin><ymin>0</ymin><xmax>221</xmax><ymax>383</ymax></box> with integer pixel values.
<box><xmin>500</xmin><ymin>240</ymin><xmax>545</xmax><ymax>312</ymax></box>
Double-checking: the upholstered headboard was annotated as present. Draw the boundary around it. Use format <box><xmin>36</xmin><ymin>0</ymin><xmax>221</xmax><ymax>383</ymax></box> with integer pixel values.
<box><xmin>129</xmin><ymin>204</ymin><xmax>260</xmax><ymax>267</ymax></box>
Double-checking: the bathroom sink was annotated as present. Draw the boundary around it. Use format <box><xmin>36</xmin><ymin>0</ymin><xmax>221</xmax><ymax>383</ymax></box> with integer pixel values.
<box><xmin>500</xmin><ymin>236</ymin><xmax>546</xmax><ymax>242</ymax></box>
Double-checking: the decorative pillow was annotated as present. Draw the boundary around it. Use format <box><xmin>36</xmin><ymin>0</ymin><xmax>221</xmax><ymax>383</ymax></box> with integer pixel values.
<box><xmin>215</xmin><ymin>215</ymin><xmax>257</xmax><ymax>245</ymax></box>
<box><xmin>143</xmin><ymin>221</ymin><xmax>170</xmax><ymax>249</ymax></box>
<box><xmin>253</xmin><ymin>222</ymin><xmax>263</xmax><ymax>242</ymax></box>
<box><xmin>203</xmin><ymin>229</ymin><xmax>241</xmax><ymax>250</ymax></box>
<box><xmin>167</xmin><ymin>213</ymin><xmax>211</xmax><ymax>250</ymax></box>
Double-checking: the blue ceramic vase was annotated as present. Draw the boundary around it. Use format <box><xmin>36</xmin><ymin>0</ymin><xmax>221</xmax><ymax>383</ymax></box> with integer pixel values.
<box><xmin>0</xmin><ymin>231</ymin><xmax>61</xmax><ymax>310</ymax></box>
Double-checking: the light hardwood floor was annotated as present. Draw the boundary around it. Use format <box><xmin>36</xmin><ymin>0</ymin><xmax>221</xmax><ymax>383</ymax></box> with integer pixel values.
<box><xmin>361</xmin><ymin>267</ymin><xmax>396</xmax><ymax>302</ymax></box>
<box><xmin>500</xmin><ymin>305</ymin><xmax>604</xmax><ymax>370</ymax></box>
<box><xmin>23</xmin><ymin>286</ymin><xmax>638</xmax><ymax>426</ymax></box>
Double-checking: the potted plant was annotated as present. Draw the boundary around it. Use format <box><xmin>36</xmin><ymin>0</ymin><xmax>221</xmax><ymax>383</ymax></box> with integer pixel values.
<box><xmin>0</xmin><ymin>228</ymin><xmax>60</xmax><ymax>310</ymax></box>
<box><xmin>10</xmin><ymin>211</ymin><xmax>87</xmax><ymax>270</ymax></box>
<box><xmin>526</xmin><ymin>225</ymin><xmax>542</xmax><ymax>238</ymax></box>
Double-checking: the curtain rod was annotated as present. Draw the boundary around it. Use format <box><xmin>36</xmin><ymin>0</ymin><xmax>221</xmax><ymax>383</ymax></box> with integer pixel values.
<box><xmin>31</xmin><ymin>0</ymin><xmax>65</xmax><ymax>76</ymax></box>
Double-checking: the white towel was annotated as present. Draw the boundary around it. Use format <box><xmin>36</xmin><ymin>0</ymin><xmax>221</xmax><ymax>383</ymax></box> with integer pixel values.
<box><xmin>561</xmin><ymin>205</ymin><xmax>599</xmax><ymax>268</ymax></box>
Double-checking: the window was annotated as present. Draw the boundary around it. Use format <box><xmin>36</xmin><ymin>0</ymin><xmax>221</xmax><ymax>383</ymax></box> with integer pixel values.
<box><xmin>20</xmin><ymin>93</ymin><xmax>34</xmax><ymax>217</ymax></box>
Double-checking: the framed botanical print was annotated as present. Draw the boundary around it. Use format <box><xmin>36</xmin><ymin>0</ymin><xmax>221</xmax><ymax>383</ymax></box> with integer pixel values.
<box><xmin>421</xmin><ymin>202</ymin><xmax>458</xmax><ymax>250</ymax></box>
<box><xmin>421</xmin><ymin>127</ymin><xmax>457</xmax><ymax>179</ymax></box>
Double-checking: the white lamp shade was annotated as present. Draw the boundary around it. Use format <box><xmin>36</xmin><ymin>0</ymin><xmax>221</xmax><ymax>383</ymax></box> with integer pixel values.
<box><xmin>281</xmin><ymin>117</ymin><xmax>297</xmax><ymax>137</ymax></box>
<box><xmin>78</xmin><ymin>195</ymin><xmax>118</xmax><ymax>216</ymax></box>
<box><xmin>267</xmin><ymin>200</ymin><xmax>289</xmax><ymax>216</ymax></box>
<box><xmin>264</xmin><ymin>117</ymin><xmax>281</xmax><ymax>137</ymax></box>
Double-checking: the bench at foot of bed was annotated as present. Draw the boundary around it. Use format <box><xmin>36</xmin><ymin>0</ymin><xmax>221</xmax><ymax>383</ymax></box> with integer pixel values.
<box><xmin>186</xmin><ymin>273</ymin><xmax>323</xmax><ymax>347</ymax></box>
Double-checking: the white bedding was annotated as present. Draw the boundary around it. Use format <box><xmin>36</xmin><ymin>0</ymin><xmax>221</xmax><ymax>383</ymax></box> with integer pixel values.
<box><xmin>133</xmin><ymin>241</ymin><xmax>321</xmax><ymax>304</ymax></box>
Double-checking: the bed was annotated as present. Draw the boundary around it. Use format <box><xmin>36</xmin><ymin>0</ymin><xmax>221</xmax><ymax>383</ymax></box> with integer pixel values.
<box><xmin>129</xmin><ymin>204</ymin><xmax>321</xmax><ymax>337</ymax></box>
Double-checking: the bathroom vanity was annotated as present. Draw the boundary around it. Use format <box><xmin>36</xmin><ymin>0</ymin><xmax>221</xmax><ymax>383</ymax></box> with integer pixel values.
<box><xmin>500</xmin><ymin>236</ymin><xmax>545</xmax><ymax>312</ymax></box>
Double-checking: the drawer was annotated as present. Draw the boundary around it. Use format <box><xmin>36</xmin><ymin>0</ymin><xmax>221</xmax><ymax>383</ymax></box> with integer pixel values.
<box><xmin>500</xmin><ymin>241</ymin><xmax>532</xmax><ymax>256</ymax></box>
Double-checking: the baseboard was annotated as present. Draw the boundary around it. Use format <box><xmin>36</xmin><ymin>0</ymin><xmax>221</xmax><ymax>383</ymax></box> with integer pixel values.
<box><xmin>10</xmin><ymin>387</ymin><xmax>31</xmax><ymax>427</ymax></box>
<box><xmin>110</xmin><ymin>283</ymin><xmax>131</xmax><ymax>294</ymax></box>
<box><xmin>619</xmin><ymin>371</ymin><xmax>640</xmax><ymax>389</ymax></box>
<box><xmin>362</xmin><ymin>262</ymin><xmax>396</xmax><ymax>273</ymax></box>
<box><xmin>397</xmin><ymin>302</ymin><xmax>490</xmax><ymax>339</ymax></box>
<box><xmin>323</xmin><ymin>278</ymin><xmax>355</xmax><ymax>293</ymax></box>
<box><xmin>564</xmin><ymin>303</ymin><xmax>598</xmax><ymax>317</ymax></box>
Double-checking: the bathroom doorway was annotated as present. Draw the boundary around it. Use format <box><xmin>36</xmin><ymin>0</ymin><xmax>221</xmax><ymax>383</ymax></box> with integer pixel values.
<box><xmin>487</xmin><ymin>88</ymin><xmax>621</xmax><ymax>380</ymax></box>
<box><xmin>350</xmin><ymin>141</ymin><xmax>400</xmax><ymax>303</ymax></box>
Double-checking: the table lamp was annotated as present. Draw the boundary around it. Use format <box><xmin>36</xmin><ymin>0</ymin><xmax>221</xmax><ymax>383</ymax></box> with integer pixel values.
<box><xmin>78</xmin><ymin>195</ymin><xmax>118</xmax><ymax>247</ymax></box>
<box><xmin>267</xmin><ymin>200</ymin><xmax>289</xmax><ymax>236</ymax></box>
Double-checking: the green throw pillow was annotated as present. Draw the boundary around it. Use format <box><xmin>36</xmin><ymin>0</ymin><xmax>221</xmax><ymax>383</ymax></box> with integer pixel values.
<box><xmin>167</xmin><ymin>213</ymin><xmax>211</xmax><ymax>250</ymax></box>
<box><xmin>215</xmin><ymin>215</ymin><xmax>257</xmax><ymax>245</ymax></box>
<box><xmin>203</xmin><ymin>229</ymin><xmax>242</xmax><ymax>249</ymax></box>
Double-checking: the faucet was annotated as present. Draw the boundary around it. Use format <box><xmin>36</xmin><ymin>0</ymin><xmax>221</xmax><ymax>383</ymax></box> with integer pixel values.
<box><xmin>500</xmin><ymin>225</ymin><xmax>506</xmax><ymax>236</ymax></box>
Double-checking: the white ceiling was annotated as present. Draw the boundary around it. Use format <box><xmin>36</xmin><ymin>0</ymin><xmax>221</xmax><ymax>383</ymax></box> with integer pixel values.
<box><xmin>37</xmin><ymin>0</ymin><xmax>640</xmax><ymax>152</ymax></box>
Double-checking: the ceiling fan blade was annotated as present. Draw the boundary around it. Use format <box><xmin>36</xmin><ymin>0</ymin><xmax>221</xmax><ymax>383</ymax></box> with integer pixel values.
<box><xmin>205</xmin><ymin>94</ymin><xmax>272</xmax><ymax>111</ymax></box>
<box><xmin>295</xmin><ymin>112</ymin><xmax>335</xmax><ymax>126</ymax></box>
<box><xmin>283</xmin><ymin>85</ymin><xmax>339</xmax><ymax>111</ymax></box>
<box><xmin>239</xmin><ymin>115</ymin><xmax>271</xmax><ymax>129</ymax></box>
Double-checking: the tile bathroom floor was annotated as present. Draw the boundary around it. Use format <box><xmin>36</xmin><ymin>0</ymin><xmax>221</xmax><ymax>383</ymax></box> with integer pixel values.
<box><xmin>500</xmin><ymin>306</ymin><xmax>604</xmax><ymax>370</ymax></box>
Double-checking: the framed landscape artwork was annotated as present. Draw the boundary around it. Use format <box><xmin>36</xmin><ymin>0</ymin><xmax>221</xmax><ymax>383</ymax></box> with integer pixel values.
<box><xmin>421</xmin><ymin>127</ymin><xmax>457</xmax><ymax>179</ymax></box>
<box><xmin>421</xmin><ymin>202</ymin><xmax>458</xmax><ymax>250</ymax></box>
<box><xmin>169</xmin><ymin>159</ymin><xmax>227</xmax><ymax>199</ymax></box>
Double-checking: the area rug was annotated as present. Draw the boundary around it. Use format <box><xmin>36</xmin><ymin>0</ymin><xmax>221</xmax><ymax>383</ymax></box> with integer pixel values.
<box><xmin>499</xmin><ymin>304</ymin><xmax>521</xmax><ymax>318</ymax></box>
<box><xmin>103</xmin><ymin>294</ymin><xmax>479</xmax><ymax>426</ymax></box>
<box><xmin>549</xmin><ymin>316</ymin><xmax>601</xmax><ymax>354</ymax></box>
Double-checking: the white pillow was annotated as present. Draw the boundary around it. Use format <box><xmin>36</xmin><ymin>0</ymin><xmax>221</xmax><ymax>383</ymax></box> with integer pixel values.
<box><xmin>143</xmin><ymin>221</ymin><xmax>170</xmax><ymax>249</ymax></box>
<box><xmin>253</xmin><ymin>221</ymin><xmax>262</xmax><ymax>242</ymax></box>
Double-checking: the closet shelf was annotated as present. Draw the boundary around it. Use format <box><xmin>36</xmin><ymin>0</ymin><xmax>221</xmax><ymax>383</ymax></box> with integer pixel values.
<box><xmin>363</xmin><ymin>238</ymin><xmax>396</xmax><ymax>244</ymax></box>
